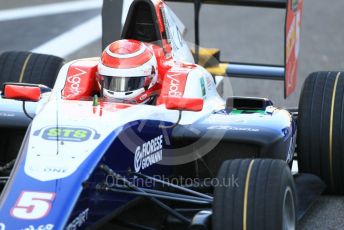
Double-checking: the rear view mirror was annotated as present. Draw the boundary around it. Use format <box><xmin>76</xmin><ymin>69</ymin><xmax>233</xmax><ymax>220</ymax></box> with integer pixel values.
<box><xmin>3</xmin><ymin>83</ymin><xmax>41</xmax><ymax>102</ymax></box>
<box><xmin>165</xmin><ymin>97</ymin><xmax>204</xmax><ymax>112</ymax></box>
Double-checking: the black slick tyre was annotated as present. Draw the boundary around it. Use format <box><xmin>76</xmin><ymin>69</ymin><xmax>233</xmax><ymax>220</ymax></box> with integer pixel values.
<box><xmin>0</xmin><ymin>51</ymin><xmax>64</xmax><ymax>88</ymax></box>
<box><xmin>298</xmin><ymin>71</ymin><xmax>344</xmax><ymax>195</ymax></box>
<box><xmin>213</xmin><ymin>159</ymin><xmax>297</xmax><ymax>230</ymax></box>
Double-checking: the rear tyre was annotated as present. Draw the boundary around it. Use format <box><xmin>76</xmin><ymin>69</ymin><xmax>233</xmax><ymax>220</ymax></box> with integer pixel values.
<box><xmin>0</xmin><ymin>51</ymin><xmax>64</xmax><ymax>163</ymax></box>
<box><xmin>298</xmin><ymin>71</ymin><xmax>344</xmax><ymax>195</ymax></box>
<box><xmin>213</xmin><ymin>159</ymin><xmax>296</xmax><ymax>230</ymax></box>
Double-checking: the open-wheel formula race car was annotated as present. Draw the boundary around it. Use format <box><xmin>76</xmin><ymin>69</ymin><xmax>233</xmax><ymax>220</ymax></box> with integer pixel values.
<box><xmin>1</xmin><ymin>0</ymin><xmax>344</xmax><ymax>229</ymax></box>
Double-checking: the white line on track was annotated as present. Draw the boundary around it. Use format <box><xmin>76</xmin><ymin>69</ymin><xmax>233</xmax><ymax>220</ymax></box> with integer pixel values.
<box><xmin>0</xmin><ymin>0</ymin><xmax>102</xmax><ymax>22</ymax></box>
<box><xmin>31</xmin><ymin>15</ymin><xmax>101</xmax><ymax>58</ymax></box>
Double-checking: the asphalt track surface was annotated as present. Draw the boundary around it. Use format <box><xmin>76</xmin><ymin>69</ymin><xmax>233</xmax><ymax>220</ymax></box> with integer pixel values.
<box><xmin>0</xmin><ymin>0</ymin><xmax>344</xmax><ymax>228</ymax></box>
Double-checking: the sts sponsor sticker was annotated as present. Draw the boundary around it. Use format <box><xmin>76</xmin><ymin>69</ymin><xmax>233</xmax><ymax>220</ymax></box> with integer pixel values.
<box><xmin>34</xmin><ymin>126</ymin><xmax>100</xmax><ymax>142</ymax></box>
<box><xmin>42</xmin><ymin>127</ymin><xmax>91</xmax><ymax>142</ymax></box>
<box><xmin>134</xmin><ymin>135</ymin><xmax>163</xmax><ymax>172</ymax></box>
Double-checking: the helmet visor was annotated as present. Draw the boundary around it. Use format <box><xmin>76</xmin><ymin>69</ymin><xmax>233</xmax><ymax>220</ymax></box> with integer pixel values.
<box><xmin>102</xmin><ymin>76</ymin><xmax>147</xmax><ymax>93</ymax></box>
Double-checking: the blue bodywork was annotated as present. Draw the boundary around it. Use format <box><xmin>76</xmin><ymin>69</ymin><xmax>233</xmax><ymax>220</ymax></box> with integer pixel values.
<box><xmin>0</xmin><ymin>120</ymin><xmax>173</xmax><ymax>229</ymax></box>
<box><xmin>0</xmin><ymin>101</ymin><xmax>296</xmax><ymax>229</ymax></box>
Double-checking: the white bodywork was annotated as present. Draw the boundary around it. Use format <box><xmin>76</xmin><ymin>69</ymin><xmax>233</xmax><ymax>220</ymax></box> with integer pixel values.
<box><xmin>24</xmin><ymin>0</ymin><xmax>225</xmax><ymax>182</ymax></box>
<box><xmin>25</xmin><ymin>59</ymin><xmax>224</xmax><ymax>181</ymax></box>
<box><xmin>160</xmin><ymin>5</ymin><xmax>194</xmax><ymax>63</ymax></box>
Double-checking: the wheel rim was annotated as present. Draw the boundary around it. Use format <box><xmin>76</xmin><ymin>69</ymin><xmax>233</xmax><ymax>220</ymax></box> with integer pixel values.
<box><xmin>283</xmin><ymin>186</ymin><xmax>296</xmax><ymax>230</ymax></box>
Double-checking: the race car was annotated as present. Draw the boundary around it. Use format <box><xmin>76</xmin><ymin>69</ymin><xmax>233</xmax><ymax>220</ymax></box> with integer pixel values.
<box><xmin>0</xmin><ymin>0</ymin><xmax>344</xmax><ymax>229</ymax></box>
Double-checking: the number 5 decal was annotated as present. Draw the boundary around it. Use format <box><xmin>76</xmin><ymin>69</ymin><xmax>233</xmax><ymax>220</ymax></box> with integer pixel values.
<box><xmin>11</xmin><ymin>191</ymin><xmax>55</xmax><ymax>220</ymax></box>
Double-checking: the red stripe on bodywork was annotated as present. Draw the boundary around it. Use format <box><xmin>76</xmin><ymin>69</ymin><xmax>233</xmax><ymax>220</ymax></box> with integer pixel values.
<box><xmin>165</xmin><ymin>97</ymin><xmax>204</xmax><ymax>112</ymax></box>
<box><xmin>285</xmin><ymin>0</ymin><xmax>304</xmax><ymax>97</ymax></box>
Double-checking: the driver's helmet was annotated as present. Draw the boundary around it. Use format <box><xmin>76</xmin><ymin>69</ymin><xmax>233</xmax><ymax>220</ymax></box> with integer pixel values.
<box><xmin>97</xmin><ymin>39</ymin><xmax>158</xmax><ymax>103</ymax></box>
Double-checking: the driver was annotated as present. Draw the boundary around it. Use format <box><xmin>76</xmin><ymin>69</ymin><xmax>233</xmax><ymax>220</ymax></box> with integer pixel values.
<box><xmin>97</xmin><ymin>39</ymin><xmax>159</xmax><ymax>104</ymax></box>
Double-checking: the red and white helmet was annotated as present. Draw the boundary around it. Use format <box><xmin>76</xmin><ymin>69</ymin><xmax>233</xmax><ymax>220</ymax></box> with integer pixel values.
<box><xmin>98</xmin><ymin>39</ymin><xmax>158</xmax><ymax>103</ymax></box>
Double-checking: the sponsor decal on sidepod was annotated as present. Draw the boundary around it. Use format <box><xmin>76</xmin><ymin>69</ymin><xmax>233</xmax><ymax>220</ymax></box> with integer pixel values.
<box><xmin>134</xmin><ymin>135</ymin><xmax>163</xmax><ymax>172</ymax></box>
<box><xmin>208</xmin><ymin>126</ymin><xmax>260</xmax><ymax>132</ymax></box>
<box><xmin>66</xmin><ymin>208</ymin><xmax>89</xmax><ymax>230</ymax></box>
